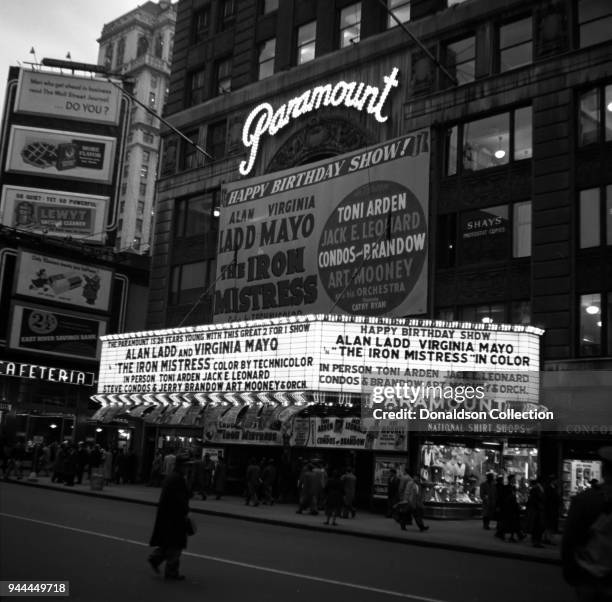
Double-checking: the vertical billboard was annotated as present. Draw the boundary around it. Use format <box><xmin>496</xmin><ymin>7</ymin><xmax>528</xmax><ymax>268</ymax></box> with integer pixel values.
<box><xmin>1</xmin><ymin>185</ymin><xmax>108</xmax><ymax>241</ymax></box>
<box><xmin>215</xmin><ymin>130</ymin><xmax>430</xmax><ymax>322</ymax></box>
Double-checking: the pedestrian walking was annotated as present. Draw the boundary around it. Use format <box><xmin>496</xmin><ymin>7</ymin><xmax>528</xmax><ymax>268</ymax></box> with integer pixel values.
<box><xmin>340</xmin><ymin>466</ymin><xmax>357</xmax><ymax>519</ymax></box>
<box><xmin>213</xmin><ymin>455</ymin><xmax>227</xmax><ymax>499</ymax></box>
<box><xmin>386</xmin><ymin>468</ymin><xmax>400</xmax><ymax>518</ymax></box>
<box><xmin>479</xmin><ymin>473</ymin><xmax>497</xmax><ymax>530</ymax></box>
<box><xmin>323</xmin><ymin>469</ymin><xmax>343</xmax><ymax>526</ymax></box>
<box><xmin>396</xmin><ymin>468</ymin><xmax>429</xmax><ymax>532</ymax></box>
<box><xmin>148</xmin><ymin>452</ymin><xmax>163</xmax><ymax>487</ymax></box>
<box><xmin>103</xmin><ymin>448</ymin><xmax>113</xmax><ymax>485</ymax></box>
<box><xmin>262</xmin><ymin>459</ymin><xmax>277</xmax><ymax>505</ymax></box>
<box><xmin>543</xmin><ymin>475</ymin><xmax>560</xmax><ymax>544</ymax></box>
<box><xmin>148</xmin><ymin>456</ymin><xmax>191</xmax><ymax>581</ymax></box>
<box><xmin>296</xmin><ymin>463</ymin><xmax>317</xmax><ymax>514</ymax></box>
<box><xmin>500</xmin><ymin>474</ymin><xmax>524</xmax><ymax>542</ymax></box>
<box><xmin>562</xmin><ymin>446</ymin><xmax>612</xmax><ymax>601</ymax></box>
<box><xmin>63</xmin><ymin>445</ymin><xmax>77</xmax><ymax>486</ymax></box>
<box><xmin>245</xmin><ymin>457</ymin><xmax>261</xmax><ymax>506</ymax></box>
<box><xmin>526</xmin><ymin>477</ymin><xmax>546</xmax><ymax>548</ymax></box>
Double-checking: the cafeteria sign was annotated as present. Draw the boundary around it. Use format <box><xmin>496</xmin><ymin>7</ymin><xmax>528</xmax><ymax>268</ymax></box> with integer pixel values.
<box><xmin>217</xmin><ymin>130</ymin><xmax>430</xmax><ymax>322</ymax></box>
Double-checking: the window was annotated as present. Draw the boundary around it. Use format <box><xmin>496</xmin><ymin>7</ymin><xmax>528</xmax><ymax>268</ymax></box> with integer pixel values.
<box><xmin>436</xmin><ymin>213</ymin><xmax>457</xmax><ymax>268</ymax></box>
<box><xmin>122</xmin><ymin>165</ymin><xmax>129</xmax><ymax>178</ymax></box>
<box><xmin>445</xmin><ymin>36</ymin><xmax>475</xmax><ymax>85</ymax></box>
<box><xmin>445</xmin><ymin>107</ymin><xmax>533</xmax><ymax>175</ymax></box>
<box><xmin>387</xmin><ymin>0</ymin><xmax>410</xmax><ymax>28</ymax></box>
<box><xmin>151</xmin><ymin>75</ymin><xmax>158</xmax><ymax>89</ymax></box>
<box><xmin>339</xmin><ymin>4</ymin><xmax>361</xmax><ymax>48</ymax></box>
<box><xmin>460</xmin><ymin>205</ymin><xmax>510</xmax><ymax>264</ymax></box>
<box><xmin>511</xmin><ymin>300</ymin><xmax>531</xmax><ymax>325</ymax></box>
<box><xmin>258</xmin><ymin>39</ymin><xmax>276</xmax><ymax>80</ymax></box>
<box><xmin>578</xmin><ymin>0</ymin><xmax>612</xmax><ymax>48</ymax></box>
<box><xmin>579</xmin><ymin>293</ymin><xmax>602</xmax><ymax>355</ymax></box>
<box><xmin>207</xmin><ymin>120</ymin><xmax>227</xmax><ymax>159</ymax></box>
<box><xmin>138</xmin><ymin>201</ymin><xmax>145</xmax><ymax>214</ymax></box>
<box><xmin>499</xmin><ymin>17</ymin><xmax>532</xmax><ymax>72</ymax></box>
<box><xmin>137</xmin><ymin>35</ymin><xmax>149</xmax><ymax>57</ymax></box>
<box><xmin>104</xmin><ymin>43</ymin><xmax>114</xmax><ymax>70</ymax></box>
<box><xmin>460</xmin><ymin>304</ymin><xmax>506</xmax><ymax>324</ymax></box>
<box><xmin>435</xmin><ymin>307</ymin><xmax>455</xmax><ymax>321</ymax></box>
<box><xmin>117</xmin><ymin>218</ymin><xmax>123</xmax><ymax>232</ymax></box>
<box><xmin>261</xmin><ymin>0</ymin><xmax>279</xmax><ymax>14</ymax></box>
<box><xmin>143</xmin><ymin>132</ymin><xmax>154</xmax><ymax>145</ymax></box>
<box><xmin>142</xmin><ymin>150</ymin><xmax>150</xmax><ymax>164</ymax></box>
<box><xmin>216</xmin><ymin>58</ymin><xmax>232</xmax><ymax>94</ymax></box>
<box><xmin>121</xmin><ymin>183</ymin><xmax>127</xmax><ymax>196</ymax></box>
<box><xmin>297</xmin><ymin>21</ymin><xmax>316</xmax><ymax>65</ymax></box>
<box><xmin>149</xmin><ymin>91</ymin><xmax>156</xmax><ymax>108</ymax></box>
<box><xmin>120</xmin><ymin>201</ymin><xmax>125</xmax><ymax>213</ymax></box>
<box><xmin>578</xmin><ymin>84</ymin><xmax>612</xmax><ymax>146</ymax></box>
<box><xmin>116</xmin><ymin>38</ymin><xmax>125</xmax><ymax>68</ymax></box>
<box><xmin>579</xmin><ymin>185</ymin><xmax>612</xmax><ymax>248</ymax></box>
<box><xmin>513</xmin><ymin>201</ymin><xmax>532</xmax><ymax>257</ymax></box>
<box><xmin>140</xmin><ymin>182</ymin><xmax>147</xmax><ymax>196</ymax></box>
<box><xmin>140</xmin><ymin>164</ymin><xmax>149</xmax><ymax>179</ymax></box>
<box><xmin>170</xmin><ymin>261</ymin><xmax>215</xmax><ymax>305</ymax></box>
<box><xmin>174</xmin><ymin>193</ymin><xmax>214</xmax><ymax>238</ymax></box>
<box><xmin>154</xmin><ymin>35</ymin><xmax>164</xmax><ymax>59</ymax></box>
<box><xmin>188</xmin><ymin>68</ymin><xmax>206</xmax><ymax>106</ymax></box>
<box><xmin>193</xmin><ymin>7</ymin><xmax>210</xmax><ymax>42</ymax></box>
<box><xmin>133</xmin><ymin>237</ymin><xmax>141</xmax><ymax>250</ymax></box>
<box><xmin>181</xmin><ymin>130</ymin><xmax>200</xmax><ymax>170</ymax></box>
<box><xmin>219</xmin><ymin>0</ymin><xmax>235</xmax><ymax>31</ymax></box>
<box><xmin>136</xmin><ymin>219</ymin><xmax>143</xmax><ymax>233</ymax></box>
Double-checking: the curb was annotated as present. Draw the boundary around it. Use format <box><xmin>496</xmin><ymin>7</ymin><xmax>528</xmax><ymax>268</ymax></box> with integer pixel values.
<box><xmin>3</xmin><ymin>480</ymin><xmax>560</xmax><ymax>566</ymax></box>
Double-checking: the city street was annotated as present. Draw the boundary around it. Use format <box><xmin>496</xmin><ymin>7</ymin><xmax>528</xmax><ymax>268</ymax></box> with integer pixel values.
<box><xmin>1</xmin><ymin>482</ymin><xmax>573</xmax><ymax>602</ymax></box>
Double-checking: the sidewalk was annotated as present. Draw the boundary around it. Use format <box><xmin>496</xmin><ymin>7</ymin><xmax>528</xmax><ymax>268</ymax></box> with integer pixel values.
<box><xmin>3</xmin><ymin>476</ymin><xmax>561</xmax><ymax>565</ymax></box>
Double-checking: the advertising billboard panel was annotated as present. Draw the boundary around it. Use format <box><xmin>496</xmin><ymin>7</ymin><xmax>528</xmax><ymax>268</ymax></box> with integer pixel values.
<box><xmin>15</xmin><ymin>250</ymin><xmax>113</xmax><ymax>312</ymax></box>
<box><xmin>9</xmin><ymin>303</ymin><xmax>106</xmax><ymax>360</ymax></box>
<box><xmin>1</xmin><ymin>185</ymin><xmax>108</xmax><ymax>242</ymax></box>
<box><xmin>6</xmin><ymin>126</ymin><xmax>116</xmax><ymax>183</ymax></box>
<box><xmin>14</xmin><ymin>70</ymin><xmax>121</xmax><ymax>125</ymax></box>
<box><xmin>215</xmin><ymin>131</ymin><xmax>430</xmax><ymax>322</ymax></box>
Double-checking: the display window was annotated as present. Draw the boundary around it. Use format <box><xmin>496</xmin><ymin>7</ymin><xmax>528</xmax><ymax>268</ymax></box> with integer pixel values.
<box><xmin>419</xmin><ymin>441</ymin><xmax>538</xmax><ymax>504</ymax></box>
<box><xmin>561</xmin><ymin>459</ymin><xmax>602</xmax><ymax>516</ymax></box>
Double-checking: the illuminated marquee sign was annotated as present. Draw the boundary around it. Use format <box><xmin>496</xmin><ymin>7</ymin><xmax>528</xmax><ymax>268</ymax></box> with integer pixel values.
<box><xmin>240</xmin><ymin>67</ymin><xmax>400</xmax><ymax>175</ymax></box>
<box><xmin>0</xmin><ymin>360</ymin><xmax>95</xmax><ymax>386</ymax></box>
<box><xmin>97</xmin><ymin>315</ymin><xmax>542</xmax><ymax>398</ymax></box>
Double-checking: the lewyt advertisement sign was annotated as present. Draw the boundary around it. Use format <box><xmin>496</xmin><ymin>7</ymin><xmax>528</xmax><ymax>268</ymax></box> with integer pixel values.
<box><xmin>14</xmin><ymin>70</ymin><xmax>121</xmax><ymax>125</ymax></box>
<box><xmin>6</xmin><ymin>126</ymin><xmax>116</xmax><ymax>184</ymax></box>
<box><xmin>1</xmin><ymin>185</ymin><xmax>108</xmax><ymax>242</ymax></box>
<box><xmin>215</xmin><ymin>131</ymin><xmax>430</xmax><ymax>322</ymax></box>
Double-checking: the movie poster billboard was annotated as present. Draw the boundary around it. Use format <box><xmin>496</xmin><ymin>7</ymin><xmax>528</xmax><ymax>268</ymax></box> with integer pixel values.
<box><xmin>14</xmin><ymin>70</ymin><xmax>121</xmax><ymax>125</ymax></box>
<box><xmin>215</xmin><ymin>130</ymin><xmax>430</xmax><ymax>322</ymax></box>
<box><xmin>1</xmin><ymin>185</ymin><xmax>108</xmax><ymax>242</ymax></box>
<box><xmin>9</xmin><ymin>303</ymin><xmax>106</xmax><ymax>360</ymax></box>
<box><xmin>6</xmin><ymin>126</ymin><xmax>116</xmax><ymax>184</ymax></box>
<box><xmin>15</xmin><ymin>251</ymin><xmax>113</xmax><ymax>312</ymax></box>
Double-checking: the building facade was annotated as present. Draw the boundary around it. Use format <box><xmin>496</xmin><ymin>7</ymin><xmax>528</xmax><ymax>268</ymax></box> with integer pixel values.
<box><xmin>135</xmin><ymin>0</ymin><xmax>610</xmax><ymax>509</ymax></box>
<box><xmin>97</xmin><ymin>0</ymin><xmax>177</xmax><ymax>254</ymax></box>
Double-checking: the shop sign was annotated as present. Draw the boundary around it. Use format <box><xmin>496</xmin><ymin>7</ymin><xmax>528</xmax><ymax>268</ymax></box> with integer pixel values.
<box><xmin>0</xmin><ymin>360</ymin><xmax>95</xmax><ymax>386</ymax></box>
<box><xmin>240</xmin><ymin>68</ymin><xmax>400</xmax><ymax>175</ymax></box>
<box><xmin>15</xmin><ymin>251</ymin><xmax>113</xmax><ymax>312</ymax></box>
<box><xmin>97</xmin><ymin>315</ymin><xmax>541</xmax><ymax>396</ymax></box>
<box><xmin>218</xmin><ymin>130</ymin><xmax>430</xmax><ymax>322</ymax></box>
<box><xmin>15</xmin><ymin>69</ymin><xmax>122</xmax><ymax>125</ymax></box>
<box><xmin>460</xmin><ymin>206</ymin><xmax>509</xmax><ymax>264</ymax></box>
<box><xmin>1</xmin><ymin>185</ymin><xmax>109</xmax><ymax>242</ymax></box>
<box><xmin>6</xmin><ymin>126</ymin><xmax>116</xmax><ymax>184</ymax></box>
<box><xmin>9</xmin><ymin>303</ymin><xmax>106</xmax><ymax>360</ymax></box>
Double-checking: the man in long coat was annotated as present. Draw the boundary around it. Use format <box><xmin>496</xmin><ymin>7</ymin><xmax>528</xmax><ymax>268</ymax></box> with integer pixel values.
<box><xmin>479</xmin><ymin>473</ymin><xmax>497</xmax><ymax>530</ymax></box>
<box><xmin>148</xmin><ymin>456</ymin><xmax>190</xmax><ymax>580</ymax></box>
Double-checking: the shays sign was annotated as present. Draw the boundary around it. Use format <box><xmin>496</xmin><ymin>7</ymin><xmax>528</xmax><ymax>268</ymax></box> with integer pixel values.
<box><xmin>216</xmin><ymin>120</ymin><xmax>429</xmax><ymax>322</ymax></box>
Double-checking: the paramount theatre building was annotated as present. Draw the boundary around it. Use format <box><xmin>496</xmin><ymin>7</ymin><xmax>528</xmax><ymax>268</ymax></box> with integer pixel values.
<box><xmin>93</xmin><ymin>0</ymin><xmax>612</xmax><ymax>516</ymax></box>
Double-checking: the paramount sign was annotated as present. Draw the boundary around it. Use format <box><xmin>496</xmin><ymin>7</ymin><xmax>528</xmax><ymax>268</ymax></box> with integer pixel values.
<box><xmin>239</xmin><ymin>67</ymin><xmax>400</xmax><ymax>176</ymax></box>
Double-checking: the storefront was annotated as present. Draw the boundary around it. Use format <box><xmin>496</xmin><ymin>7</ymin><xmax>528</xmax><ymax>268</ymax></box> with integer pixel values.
<box><xmin>92</xmin><ymin>313</ymin><xmax>545</xmax><ymax>511</ymax></box>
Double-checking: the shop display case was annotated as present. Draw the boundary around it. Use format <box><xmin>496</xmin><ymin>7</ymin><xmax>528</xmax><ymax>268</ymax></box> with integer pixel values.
<box><xmin>561</xmin><ymin>459</ymin><xmax>602</xmax><ymax>516</ymax></box>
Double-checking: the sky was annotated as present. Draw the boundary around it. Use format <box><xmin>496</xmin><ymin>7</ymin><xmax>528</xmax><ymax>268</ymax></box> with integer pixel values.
<box><xmin>0</xmin><ymin>0</ymin><xmax>142</xmax><ymax>115</ymax></box>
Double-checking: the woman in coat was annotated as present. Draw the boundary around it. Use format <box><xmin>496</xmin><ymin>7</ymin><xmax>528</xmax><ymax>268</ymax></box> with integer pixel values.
<box><xmin>148</xmin><ymin>456</ymin><xmax>190</xmax><ymax>580</ymax></box>
<box><xmin>213</xmin><ymin>457</ymin><xmax>227</xmax><ymax>500</ymax></box>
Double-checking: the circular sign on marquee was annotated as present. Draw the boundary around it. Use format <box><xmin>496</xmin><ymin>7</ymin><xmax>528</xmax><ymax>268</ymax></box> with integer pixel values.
<box><xmin>317</xmin><ymin>180</ymin><xmax>427</xmax><ymax>315</ymax></box>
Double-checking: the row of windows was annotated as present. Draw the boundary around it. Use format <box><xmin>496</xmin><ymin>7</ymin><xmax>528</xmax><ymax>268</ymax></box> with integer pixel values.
<box><xmin>169</xmin><ymin>260</ymin><xmax>217</xmax><ymax>306</ymax></box>
<box><xmin>180</xmin><ymin>121</ymin><xmax>227</xmax><ymax>169</ymax></box>
<box><xmin>174</xmin><ymin>191</ymin><xmax>220</xmax><ymax>238</ymax></box>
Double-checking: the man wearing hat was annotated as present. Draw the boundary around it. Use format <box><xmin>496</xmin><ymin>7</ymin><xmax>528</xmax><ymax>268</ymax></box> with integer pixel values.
<box><xmin>148</xmin><ymin>455</ymin><xmax>191</xmax><ymax>580</ymax></box>
<box><xmin>562</xmin><ymin>446</ymin><xmax>612</xmax><ymax>600</ymax></box>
